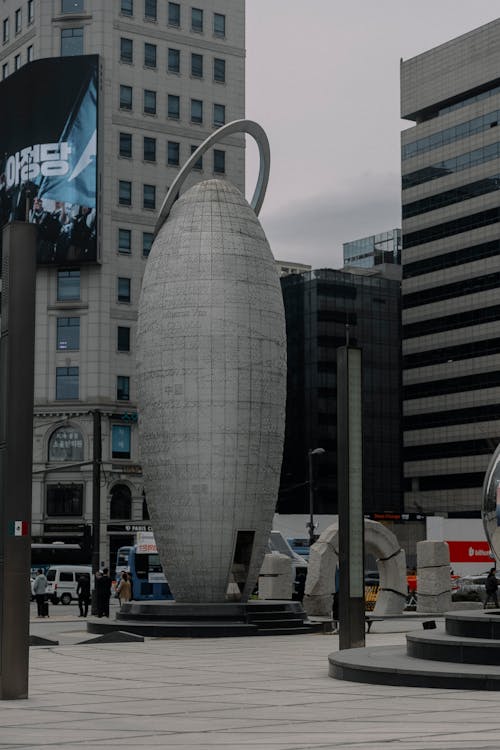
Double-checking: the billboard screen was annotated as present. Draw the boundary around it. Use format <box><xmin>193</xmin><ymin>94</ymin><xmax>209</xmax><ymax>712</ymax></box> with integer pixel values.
<box><xmin>0</xmin><ymin>55</ymin><xmax>98</xmax><ymax>266</ymax></box>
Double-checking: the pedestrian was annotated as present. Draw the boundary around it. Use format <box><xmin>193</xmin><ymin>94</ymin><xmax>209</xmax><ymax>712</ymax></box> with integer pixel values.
<box><xmin>484</xmin><ymin>568</ymin><xmax>499</xmax><ymax>609</ymax></box>
<box><xmin>96</xmin><ymin>567</ymin><xmax>112</xmax><ymax>617</ymax></box>
<box><xmin>115</xmin><ymin>571</ymin><xmax>132</xmax><ymax>607</ymax></box>
<box><xmin>76</xmin><ymin>573</ymin><xmax>91</xmax><ymax>617</ymax></box>
<box><xmin>33</xmin><ymin>568</ymin><xmax>49</xmax><ymax>618</ymax></box>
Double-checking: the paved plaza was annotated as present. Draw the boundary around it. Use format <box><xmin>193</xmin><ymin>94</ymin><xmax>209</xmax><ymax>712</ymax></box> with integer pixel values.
<box><xmin>1</xmin><ymin>608</ymin><xmax>500</xmax><ymax>749</ymax></box>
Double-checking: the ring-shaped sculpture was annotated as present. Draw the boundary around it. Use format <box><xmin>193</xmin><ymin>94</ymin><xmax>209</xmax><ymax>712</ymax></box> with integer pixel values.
<box><xmin>154</xmin><ymin>119</ymin><xmax>270</xmax><ymax>235</ymax></box>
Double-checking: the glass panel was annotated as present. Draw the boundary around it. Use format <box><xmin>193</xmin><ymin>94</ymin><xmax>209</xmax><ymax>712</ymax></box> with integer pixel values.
<box><xmin>191</xmin><ymin>7</ymin><xmax>203</xmax><ymax>32</ymax></box>
<box><xmin>57</xmin><ymin>270</ymin><xmax>80</xmax><ymax>301</ymax></box>
<box><xmin>120</xmin><ymin>37</ymin><xmax>133</xmax><ymax>63</ymax></box>
<box><xmin>168</xmin><ymin>2</ymin><xmax>180</xmax><ymax>26</ymax></box>
<box><xmin>191</xmin><ymin>53</ymin><xmax>203</xmax><ymax>77</ymax></box>
<box><xmin>117</xmin><ymin>376</ymin><xmax>130</xmax><ymax>401</ymax></box>
<box><xmin>48</xmin><ymin>427</ymin><xmax>84</xmax><ymax>461</ymax></box>
<box><xmin>168</xmin><ymin>48</ymin><xmax>180</xmax><ymax>73</ymax></box>
<box><xmin>213</xmin><ymin>103</ymin><xmax>225</xmax><ymax>126</ymax></box>
<box><xmin>144</xmin><ymin>0</ymin><xmax>156</xmax><ymax>20</ymax></box>
<box><xmin>143</xmin><ymin>137</ymin><xmax>156</xmax><ymax>162</ymax></box>
<box><xmin>121</xmin><ymin>0</ymin><xmax>133</xmax><ymax>15</ymax></box>
<box><xmin>117</xmin><ymin>326</ymin><xmax>130</xmax><ymax>350</ymax></box>
<box><xmin>213</xmin><ymin>12</ymin><xmax>225</xmax><ymax>36</ymax></box>
<box><xmin>120</xmin><ymin>85</ymin><xmax>132</xmax><ymax>110</ymax></box>
<box><xmin>46</xmin><ymin>484</ymin><xmax>83</xmax><ymax>516</ymax></box>
<box><xmin>119</xmin><ymin>180</ymin><xmax>131</xmax><ymax>205</ymax></box>
<box><xmin>144</xmin><ymin>89</ymin><xmax>156</xmax><ymax>114</ymax></box>
<box><xmin>119</xmin><ymin>132</ymin><xmax>132</xmax><ymax>157</ymax></box>
<box><xmin>213</xmin><ymin>149</ymin><xmax>225</xmax><ymax>174</ymax></box>
<box><xmin>144</xmin><ymin>42</ymin><xmax>156</xmax><ymax>68</ymax></box>
<box><xmin>142</xmin><ymin>232</ymin><xmax>153</xmax><ymax>257</ymax></box>
<box><xmin>191</xmin><ymin>99</ymin><xmax>203</xmax><ymax>124</ymax></box>
<box><xmin>143</xmin><ymin>184</ymin><xmax>156</xmax><ymax>209</ymax></box>
<box><xmin>118</xmin><ymin>228</ymin><xmax>131</xmax><ymax>253</ymax></box>
<box><xmin>118</xmin><ymin>278</ymin><xmax>131</xmax><ymax>302</ymax></box>
<box><xmin>112</xmin><ymin>425</ymin><xmax>131</xmax><ymax>459</ymax></box>
<box><xmin>213</xmin><ymin>58</ymin><xmax>225</xmax><ymax>82</ymax></box>
<box><xmin>168</xmin><ymin>94</ymin><xmax>180</xmax><ymax>119</ymax></box>
<box><xmin>168</xmin><ymin>141</ymin><xmax>179</xmax><ymax>166</ymax></box>
<box><xmin>61</xmin><ymin>0</ymin><xmax>84</xmax><ymax>12</ymax></box>
<box><xmin>61</xmin><ymin>27</ymin><xmax>83</xmax><ymax>56</ymax></box>
<box><xmin>56</xmin><ymin>367</ymin><xmax>79</xmax><ymax>400</ymax></box>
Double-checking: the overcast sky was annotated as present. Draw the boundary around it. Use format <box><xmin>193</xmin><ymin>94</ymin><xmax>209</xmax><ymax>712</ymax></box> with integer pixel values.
<box><xmin>245</xmin><ymin>1</ymin><xmax>500</xmax><ymax>268</ymax></box>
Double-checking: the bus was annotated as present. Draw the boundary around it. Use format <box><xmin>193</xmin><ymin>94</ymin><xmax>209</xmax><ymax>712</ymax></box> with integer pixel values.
<box><xmin>114</xmin><ymin>545</ymin><xmax>133</xmax><ymax>578</ymax></box>
<box><xmin>127</xmin><ymin>544</ymin><xmax>173</xmax><ymax>601</ymax></box>
<box><xmin>31</xmin><ymin>542</ymin><xmax>89</xmax><ymax>576</ymax></box>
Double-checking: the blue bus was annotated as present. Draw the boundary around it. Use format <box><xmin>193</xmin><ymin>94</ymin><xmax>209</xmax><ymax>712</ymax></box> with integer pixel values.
<box><xmin>127</xmin><ymin>545</ymin><xmax>173</xmax><ymax>601</ymax></box>
<box><xmin>114</xmin><ymin>545</ymin><xmax>133</xmax><ymax>578</ymax></box>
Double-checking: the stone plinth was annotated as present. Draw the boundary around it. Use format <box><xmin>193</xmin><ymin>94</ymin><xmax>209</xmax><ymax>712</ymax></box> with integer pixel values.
<box><xmin>417</xmin><ymin>541</ymin><xmax>452</xmax><ymax>614</ymax></box>
<box><xmin>258</xmin><ymin>553</ymin><xmax>293</xmax><ymax>600</ymax></box>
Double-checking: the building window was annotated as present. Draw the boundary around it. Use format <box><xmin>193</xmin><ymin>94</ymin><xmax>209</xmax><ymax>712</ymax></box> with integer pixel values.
<box><xmin>48</xmin><ymin>427</ymin><xmax>84</xmax><ymax>462</ymax></box>
<box><xmin>213</xmin><ymin>12</ymin><xmax>225</xmax><ymax>37</ymax></box>
<box><xmin>28</xmin><ymin>0</ymin><xmax>34</xmax><ymax>24</ymax></box>
<box><xmin>119</xmin><ymin>180</ymin><xmax>132</xmax><ymax>206</ymax></box>
<box><xmin>61</xmin><ymin>27</ymin><xmax>83</xmax><ymax>55</ymax></box>
<box><xmin>112</xmin><ymin>425</ymin><xmax>131</xmax><ymax>459</ymax></box>
<box><xmin>142</xmin><ymin>494</ymin><xmax>150</xmax><ymax>519</ymax></box>
<box><xmin>143</xmin><ymin>88</ymin><xmax>156</xmax><ymax>114</ymax></box>
<box><xmin>168</xmin><ymin>2</ymin><xmax>180</xmax><ymax>27</ymax></box>
<box><xmin>142</xmin><ymin>232</ymin><xmax>153</xmax><ymax>257</ymax></box>
<box><xmin>120</xmin><ymin>37</ymin><xmax>133</xmax><ymax>63</ymax></box>
<box><xmin>144</xmin><ymin>42</ymin><xmax>156</xmax><ymax>68</ymax></box>
<box><xmin>213</xmin><ymin>57</ymin><xmax>225</xmax><ymax>83</ymax></box>
<box><xmin>213</xmin><ymin>149</ymin><xmax>225</xmax><ymax>174</ymax></box>
<box><xmin>61</xmin><ymin>0</ymin><xmax>84</xmax><ymax>11</ymax></box>
<box><xmin>213</xmin><ymin>103</ymin><xmax>225</xmax><ymax>127</ymax></box>
<box><xmin>191</xmin><ymin>99</ymin><xmax>203</xmax><ymax>124</ymax></box>
<box><xmin>57</xmin><ymin>269</ymin><xmax>80</xmax><ymax>301</ymax></box>
<box><xmin>15</xmin><ymin>8</ymin><xmax>21</xmax><ymax>34</ymax></box>
<box><xmin>118</xmin><ymin>228</ymin><xmax>131</xmax><ymax>253</ymax></box>
<box><xmin>46</xmin><ymin>484</ymin><xmax>83</xmax><ymax>517</ymax></box>
<box><xmin>191</xmin><ymin>52</ymin><xmax>203</xmax><ymax>78</ymax></box>
<box><xmin>57</xmin><ymin>317</ymin><xmax>80</xmax><ymax>350</ymax></box>
<box><xmin>168</xmin><ymin>94</ymin><xmax>180</xmax><ymax>119</ymax></box>
<box><xmin>191</xmin><ymin>144</ymin><xmax>202</xmax><ymax>170</ymax></box>
<box><xmin>14</xmin><ymin>53</ymin><xmax>21</xmax><ymax>70</ymax></box>
<box><xmin>120</xmin><ymin>84</ymin><xmax>133</xmax><ymax>110</ymax></box>
<box><xmin>56</xmin><ymin>366</ymin><xmax>79</xmax><ymax>400</ymax></box>
<box><xmin>168</xmin><ymin>140</ymin><xmax>180</xmax><ymax>166</ymax></box>
<box><xmin>117</xmin><ymin>376</ymin><xmax>130</xmax><ymax>401</ymax></box>
<box><xmin>110</xmin><ymin>484</ymin><xmax>132</xmax><ymax>517</ymax></box>
<box><xmin>143</xmin><ymin>137</ymin><xmax>156</xmax><ymax>162</ymax></box>
<box><xmin>2</xmin><ymin>63</ymin><xmax>8</xmax><ymax>80</ymax></box>
<box><xmin>143</xmin><ymin>184</ymin><xmax>156</xmax><ymax>209</ymax></box>
<box><xmin>119</xmin><ymin>132</ymin><xmax>132</xmax><ymax>157</ymax></box>
<box><xmin>191</xmin><ymin>7</ymin><xmax>203</xmax><ymax>32</ymax></box>
<box><xmin>27</xmin><ymin>44</ymin><xmax>33</xmax><ymax>62</ymax></box>
<box><xmin>3</xmin><ymin>18</ymin><xmax>9</xmax><ymax>43</ymax></box>
<box><xmin>117</xmin><ymin>326</ymin><xmax>130</xmax><ymax>351</ymax></box>
<box><xmin>121</xmin><ymin>0</ymin><xmax>133</xmax><ymax>15</ymax></box>
<box><xmin>117</xmin><ymin>278</ymin><xmax>131</xmax><ymax>303</ymax></box>
<box><xmin>144</xmin><ymin>0</ymin><xmax>156</xmax><ymax>20</ymax></box>
<box><xmin>168</xmin><ymin>47</ymin><xmax>180</xmax><ymax>73</ymax></box>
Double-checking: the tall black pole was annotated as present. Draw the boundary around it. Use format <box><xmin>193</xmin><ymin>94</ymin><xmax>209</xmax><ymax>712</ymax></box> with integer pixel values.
<box><xmin>91</xmin><ymin>410</ymin><xmax>101</xmax><ymax>575</ymax></box>
<box><xmin>337</xmin><ymin>345</ymin><xmax>365</xmax><ymax>650</ymax></box>
<box><xmin>0</xmin><ymin>223</ymin><xmax>37</xmax><ymax>699</ymax></box>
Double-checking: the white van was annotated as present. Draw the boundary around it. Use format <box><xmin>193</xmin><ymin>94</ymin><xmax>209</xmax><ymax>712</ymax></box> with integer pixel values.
<box><xmin>45</xmin><ymin>565</ymin><xmax>93</xmax><ymax>605</ymax></box>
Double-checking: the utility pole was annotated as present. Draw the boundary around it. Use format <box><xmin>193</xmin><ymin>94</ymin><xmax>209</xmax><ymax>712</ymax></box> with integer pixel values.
<box><xmin>90</xmin><ymin>410</ymin><xmax>101</xmax><ymax>615</ymax></box>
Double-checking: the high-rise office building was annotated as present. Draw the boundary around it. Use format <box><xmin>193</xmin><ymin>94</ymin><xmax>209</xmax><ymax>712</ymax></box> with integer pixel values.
<box><xmin>0</xmin><ymin>0</ymin><xmax>245</xmax><ymax>566</ymax></box>
<box><xmin>401</xmin><ymin>19</ymin><xmax>500</xmax><ymax>515</ymax></box>
<box><xmin>280</xmin><ymin>267</ymin><xmax>402</xmax><ymax>515</ymax></box>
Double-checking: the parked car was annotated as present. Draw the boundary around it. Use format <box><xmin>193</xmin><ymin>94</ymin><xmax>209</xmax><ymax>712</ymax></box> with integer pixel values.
<box><xmin>454</xmin><ymin>572</ymin><xmax>500</xmax><ymax>602</ymax></box>
<box><xmin>45</xmin><ymin>565</ymin><xmax>93</xmax><ymax>605</ymax></box>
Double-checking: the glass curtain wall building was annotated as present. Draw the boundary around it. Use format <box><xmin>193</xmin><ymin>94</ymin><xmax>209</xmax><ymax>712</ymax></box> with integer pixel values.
<box><xmin>343</xmin><ymin>229</ymin><xmax>401</xmax><ymax>270</ymax></box>
<box><xmin>401</xmin><ymin>19</ymin><xmax>500</xmax><ymax>515</ymax></box>
<box><xmin>279</xmin><ymin>268</ymin><xmax>402</xmax><ymax>515</ymax></box>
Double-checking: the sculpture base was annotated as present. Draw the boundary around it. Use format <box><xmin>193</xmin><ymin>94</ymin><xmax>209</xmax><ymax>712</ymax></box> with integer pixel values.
<box><xmin>87</xmin><ymin>600</ymin><xmax>321</xmax><ymax>638</ymax></box>
<box><xmin>330</xmin><ymin>609</ymin><xmax>500</xmax><ymax>690</ymax></box>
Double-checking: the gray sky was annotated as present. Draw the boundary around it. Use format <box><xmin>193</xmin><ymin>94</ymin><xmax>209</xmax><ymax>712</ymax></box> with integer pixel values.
<box><xmin>245</xmin><ymin>1</ymin><xmax>500</xmax><ymax>268</ymax></box>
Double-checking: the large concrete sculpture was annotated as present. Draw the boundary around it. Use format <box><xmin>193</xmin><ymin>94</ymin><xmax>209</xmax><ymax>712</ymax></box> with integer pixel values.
<box><xmin>136</xmin><ymin>121</ymin><xmax>286</xmax><ymax>603</ymax></box>
<box><xmin>482</xmin><ymin>444</ymin><xmax>500</xmax><ymax>564</ymax></box>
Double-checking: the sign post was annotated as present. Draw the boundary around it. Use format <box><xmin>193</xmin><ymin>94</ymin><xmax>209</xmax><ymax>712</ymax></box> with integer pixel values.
<box><xmin>0</xmin><ymin>223</ymin><xmax>37</xmax><ymax>699</ymax></box>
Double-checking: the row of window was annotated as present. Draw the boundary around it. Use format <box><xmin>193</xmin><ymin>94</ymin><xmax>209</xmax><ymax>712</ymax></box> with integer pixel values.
<box><xmin>404</xmin><ymin>473</ymin><xmax>484</xmax><ymax>491</ymax></box>
<box><xmin>402</xmin><ymin>174</ymin><xmax>500</xmax><ymax>220</ymax></box>
<box><xmin>404</xmin><ymin>370</ymin><xmax>500</xmax><ymax>401</ymax></box>
<box><xmin>118</xmin><ymin>229</ymin><xmax>153</xmax><ymax>257</ymax></box>
<box><xmin>57</xmin><ymin>269</ymin><xmax>133</xmax><ymax>304</ymax></box>
<box><xmin>56</xmin><ymin>316</ymin><xmax>132</xmax><ymax>356</ymax></box>
<box><xmin>404</xmin><ymin>438</ymin><xmax>498</xmax><ymax>462</ymax></box>
<box><xmin>56</xmin><ymin>365</ymin><xmax>131</xmax><ymax>403</ymax></box>
<box><xmin>1</xmin><ymin>44</ymin><xmax>33</xmax><ymax>78</ymax></box>
<box><xmin>403</xmin><ymin>336</ymin><xmax>500</xmax><ymax>370</ymax></box>
<box><xmin>422</xmin><ymin>81</ymin><xmax>500</xmax><ymax>124</ymax></box>
<box><xmin>403</xmin><ymin>302</ymin><xmax>500</xmax><ymax>340</ymax></box>
<box><xmin>119</xmin><ymin>84</ymin><xmax>226</xmax><ymax>127</ymax></box>
<box><xmin>403</xmin><ymin>108</ymin><xmax>500</xmax><ymax>161</ymax></box>
<box><xmin>403</xmin><ymin>271</ymin><xmax>500</xmax><ymax>310</ymax></box>
<box><xmin>45</xmin><ymin>482</ymin><xmax>143</xmax><ymax>517</ymax></box>
<box><xmin>119</xmin><ymin>133</ymin><xmax>226</xmax><ymax>171</ymax></box>
<box><xmin>2</xmin><ymin>1</ymin><xmax>33</xmax><ymax>44</ymax></box>
<box><xmin>403</xmin><ymin>207</ymin><xmax>500</xmax><ymax>249</ymax></box>
<box><xmin>121</xmin><ymin>1</ymin><xmax>226</xmax><ymax>37</ymax></box>
<box><xmin>120</xmin><ymin>38</ymin><xmax>226</xmax><ymax>83</ymax></box>
<box><xmin>403</xmin><ymin>239</ymin><xmax>500</xmax><ymax>280</ymax></box>
<box><xmin>402</xmin><ymin>139</ymin><xmax>500</xmax><ymax>190</ymax></box>
<box><xmin>404</xmin><ymin>403</ymin><xmax>500</xmax><ymax>431</ymax></box>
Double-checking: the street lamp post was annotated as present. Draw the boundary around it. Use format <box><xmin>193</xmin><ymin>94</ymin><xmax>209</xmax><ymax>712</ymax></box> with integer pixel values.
<box><xmin>307</xmin><ymin>448</ymin><xmax>325</xmax><ymax>547</ymax></box>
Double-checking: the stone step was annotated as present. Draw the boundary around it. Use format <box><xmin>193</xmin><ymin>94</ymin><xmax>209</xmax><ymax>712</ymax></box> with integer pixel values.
<box><xmin>446</xmin><ymin>609</ymin><xmax>500</xmax><ymax>640</ymax></box>
<box><xmin>407</xmin><ymin>629</ymin><xmax>500</xmax><ymax>664</ymax></box>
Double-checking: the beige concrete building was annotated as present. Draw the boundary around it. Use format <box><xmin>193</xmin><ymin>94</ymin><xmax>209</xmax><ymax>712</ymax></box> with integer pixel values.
<box><xmin>0</xmin><ymin>0</ymin><xmax>245</xmax><ymax>567</ymax></box>
<box><xmin>401</xmin><ymin>19</ymin><xmax>500</xmax><ymax>515</ymax></box>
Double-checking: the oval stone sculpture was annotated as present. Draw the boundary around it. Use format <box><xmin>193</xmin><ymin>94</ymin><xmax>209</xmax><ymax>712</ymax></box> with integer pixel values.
<box><xmin>136</xmin><ymin>122</ymin><xmax>286</xmax><ymax>603</ymax></box>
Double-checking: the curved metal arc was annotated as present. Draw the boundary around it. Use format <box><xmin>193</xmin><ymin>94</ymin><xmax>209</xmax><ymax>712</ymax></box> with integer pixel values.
<box><xmin>154</xmin><ymin>119</ymin><xmax>270</xmax><ymax>237</ymax></box>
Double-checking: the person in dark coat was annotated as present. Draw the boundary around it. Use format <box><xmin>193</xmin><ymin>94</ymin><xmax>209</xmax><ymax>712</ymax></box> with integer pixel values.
<box><xmin>484</xmin><ymin>568</ymin><xmax>499</xmax><ymax>609</ymax></box>
<box><xmin>95</xmin><ymin>567</ymin><xmax>112</xmax><ymax>617</ymax></box>
<box><xmin>76</xmin><ymin>573</ymin><xmax>91</xmax><ymax>617</ymax></box>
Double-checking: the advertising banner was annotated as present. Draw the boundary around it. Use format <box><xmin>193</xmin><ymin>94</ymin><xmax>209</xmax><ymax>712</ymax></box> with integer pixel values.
<box><xmin>0</xmin><ymin>55</ymin><xmax>98</xmax><ymax>266</ymax></box>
